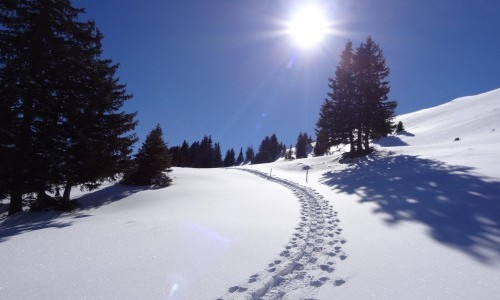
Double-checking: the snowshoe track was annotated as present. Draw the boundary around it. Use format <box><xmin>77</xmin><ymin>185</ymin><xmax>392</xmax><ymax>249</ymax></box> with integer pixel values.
<box><xmin>218</xmin><ymin>169</ymin><xmax>347</xmax><ymax>300</ymax></box>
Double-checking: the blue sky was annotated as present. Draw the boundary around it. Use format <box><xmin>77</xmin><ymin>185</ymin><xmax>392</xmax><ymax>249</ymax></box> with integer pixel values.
<box><xmin>73</xmin><ymin>0</ymin><xmax>500</xmax><ymax>152</ymax></box>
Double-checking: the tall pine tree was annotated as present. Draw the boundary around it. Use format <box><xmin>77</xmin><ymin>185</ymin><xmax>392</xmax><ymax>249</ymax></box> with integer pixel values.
<box><xmin>0</xmin><ymin>0</ymin><xmax>137</xmax><ymax>213</ymax></box>
<box><xmin>354</xmin><ymin>36</ymin><xmax>396</xmax><ymax>150</ymax></box>
<box><xmin>315</xmin><ymin>37</ymin><xmax>396</xmax><ymax>157</ymax></box>
<box><xmin>123</xmin><ymin>125</ymin><xmax>171</xmax><ymax>187</ymax></box>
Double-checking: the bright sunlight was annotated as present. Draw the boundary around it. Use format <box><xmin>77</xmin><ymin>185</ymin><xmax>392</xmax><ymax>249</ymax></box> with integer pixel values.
<box><xmin>286</xmin><ymin>5</ymin><xmax>330</xmax><ymax>49</ymax></box>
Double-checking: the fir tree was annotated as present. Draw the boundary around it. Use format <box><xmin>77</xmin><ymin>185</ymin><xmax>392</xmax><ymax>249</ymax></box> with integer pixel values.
<box><xmin>254</xmin><ymin>134</ymin><xmax>283</xmax><ymax>164</ymax></box>
<box><xmin>295</xmin><ymin>132</ymin><xmax>310</xmax><ymax>159</ymax></box>
<box><xmin>235</xmin><ymin>148</ymin><xmax>244</xmax><ymax>165</ymax></box>
<box><xmin>0</xmin><ymin>0</ymin><xmax>137</xmax><ymax>213</ymax></box>
<box><xmin>314</xmin><ymin>129</ymin><xmax>329</xmax><ymax>156</ymax></box>
<box><xmin>213</xmin><ymin>142</ymin><xmax>223</xmax><ymax>167</ymax></box>
<box><xmin>223</xmin><ymin>148</ymin><xmax>236</xmax><ymax>167</ymax></box>
<box><xmin>123</xmin><ymin>125</ymin><xmax>171</xmax><ymax>187</ymax></box>
<box><xmin>354</xmin><ymin>36</ymin><xmax>396</xmax><ymax>150</ymax></box>
<box><xmin>245</xmin><ymin>146</ymin><xmax>255</xmax><ymax>164</ymax></box>
<box><xmin>396</xmin><ymin>121</ymin><xmax>404</xmax><ymax>133</ymax></box>
<box><xmin>315</xmin><ymin>37</ymin><xmax>396</xmax><ymax>157</ymax></box>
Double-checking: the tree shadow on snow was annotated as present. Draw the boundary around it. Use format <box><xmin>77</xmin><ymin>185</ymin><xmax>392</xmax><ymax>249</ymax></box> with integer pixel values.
<box><xmin>373</xmin><ymin>135</ymin><xmax>409</xmax><ymax>147</ymax></box>
<box><xmin>0</xmin><ymin>184</ymin><xmax>146</xmax><ymax>243</ymax></box>
<box><xmin>75</xmin><ymin>183</ymin><xmax>148</xmax><ymax>210</ymax></box>
<box><xmin>320</xmin><ymin>153</ymin><xmax>500</xmax><ymax>264</ymax></box>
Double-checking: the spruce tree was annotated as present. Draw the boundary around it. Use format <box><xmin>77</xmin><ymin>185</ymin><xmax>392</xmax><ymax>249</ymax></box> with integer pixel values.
<box><xmin>354</xmin><ymin>37</ymin><xmax>396</xmax><ymax>149</ymax></box>
<box><xmin>213</xmin><ymin>142</ymin><xmax>223</xmax><ymax>167</ymax></box>
<box><xmin>315</xmin><ymin>37</ymin><xmax>396</xmax><ymax>157</ymax></box>
<box><xmin>223</xmin><ymin>148</ymin><xmax>236</xmax><ymax>167</ymax></box>
<box><xmin>396</xmin><ymin>121</ymin><xmax>404</xmax><ymax>133</ymax></box>
<box><xmin>245</xmin><ymin>146</ymin><xmax>255</xmax><ymax>164</ymax></box>
<box><xmin>314</xmin><ymin>129</ymin><xmax>329</xmax><ymax>156</ymax></box>
<box><xmin>328</xmin><ymin>41</ymin><xmax>357</xmax><ymax>152</ymax></box>
<box><xmin>0</xmin><ymin>0</ymin><xmax>137</xmax><ymax>213</ymax></box>
<box><xmin>254</xmin><ymin>134</ymin><xmax>283</xmax><ymax>164</ymax></box>
<box><xmin>123</xmin><ymin>125</ymin><xmax>171</xmax><ymax>187</ymax></box>
<box><xmin>235</xmin><ymin>148</ymin><xmax>244</xmax><ymax>165</ymax></box>
<box><xmin>295</xmin><ymin>132</ymin><xmax>310</xmax><ymax>159</ymax></box>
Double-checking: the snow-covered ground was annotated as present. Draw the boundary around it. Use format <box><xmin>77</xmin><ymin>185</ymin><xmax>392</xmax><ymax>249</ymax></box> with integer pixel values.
<box><xmin>1</xmin><ymin>88</ymin><xmax>500</xmax><ymax>299</ymax></box>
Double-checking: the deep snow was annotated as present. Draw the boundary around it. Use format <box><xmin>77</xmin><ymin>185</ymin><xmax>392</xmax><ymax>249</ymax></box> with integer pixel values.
<box><xmin>1</xmin><ymin>88</ymin><xmax>500</xmax><ymax>299</ymax></box>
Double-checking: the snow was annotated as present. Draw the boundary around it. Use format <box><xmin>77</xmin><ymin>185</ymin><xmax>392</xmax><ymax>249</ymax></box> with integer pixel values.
<box><xmin>0</xmin><ymin>169</ymin><xmax>300</xmax><ymax>299</ymax></box>
<box><xmin>1</xmin><ymin>88</ymin><xmax>500</xmax><ymax>299</ymax></box>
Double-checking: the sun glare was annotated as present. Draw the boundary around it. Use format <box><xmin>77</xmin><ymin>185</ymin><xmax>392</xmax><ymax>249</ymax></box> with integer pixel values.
<box><xmin>287</xmin><ymin>6</ymin><xmax>330</xmax><ymax>49</ymax></box>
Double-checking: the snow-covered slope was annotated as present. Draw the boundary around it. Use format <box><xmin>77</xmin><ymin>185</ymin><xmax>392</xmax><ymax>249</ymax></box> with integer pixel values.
<box><xmin>246</xmin><ymin>88</ymin><xmax>500</xmax><ymax>299</ymax></box>
<box><xmin>1</xmin><ymin>88</ymin><xmax>499</xmax><ymax>299</ymax></box>
<box><xmin>0</xmin><ymin>169</ymin><xmax>300</xmax><ymax>299</ymax></box>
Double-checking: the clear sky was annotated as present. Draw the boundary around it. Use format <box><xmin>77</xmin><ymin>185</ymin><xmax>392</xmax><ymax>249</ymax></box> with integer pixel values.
<box><xmin>73</xmin><ymin>0</ymin><xmax>500</xmax><ymax>152</ymax></box>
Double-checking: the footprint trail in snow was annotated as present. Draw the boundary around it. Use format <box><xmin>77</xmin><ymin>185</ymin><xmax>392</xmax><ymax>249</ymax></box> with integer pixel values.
<box><xmin>218</xmin><ymin>169</ymin><xmax>347</xmax><ymax>300</ymax></box>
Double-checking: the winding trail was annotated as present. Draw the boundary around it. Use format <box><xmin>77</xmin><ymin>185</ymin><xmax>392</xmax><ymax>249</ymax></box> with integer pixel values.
<box><xmin>218</xmin><ymin>169</ymin><xmax>347</xmax><ymax>300</ymax></box>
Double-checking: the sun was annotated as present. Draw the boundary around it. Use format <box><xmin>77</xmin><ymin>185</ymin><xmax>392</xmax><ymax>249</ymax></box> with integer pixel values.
<box><xmin>286</xmin><ymin>5</ymin><xmax>330</xmax><ymax>49</ymax></box>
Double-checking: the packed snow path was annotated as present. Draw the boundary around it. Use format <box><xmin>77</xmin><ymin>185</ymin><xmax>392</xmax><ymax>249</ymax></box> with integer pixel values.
<box><xmin>219</xmin><ymin>169</ymin><xmax>347</xmax><ymax>299</ymax></box>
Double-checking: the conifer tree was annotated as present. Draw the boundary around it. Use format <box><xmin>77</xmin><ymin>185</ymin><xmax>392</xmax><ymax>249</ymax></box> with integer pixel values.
<box><xmin>245</xmin><ymin>146</ymin><xmax>255</xmax><ymax>164</ymax></box>
<box><xmin>213</xmin><ymin>142</ymin><xmax>223</xmax><ymax>167</ymax></box>
<box><xmin>315</xmin><ymin>37</ymin><xmax>396</xmax><ymax>157</ymax></box>
<box><xmin>254</xmin><ymin>134</ymin><xmax>283</xmax><ymax>164</ymax></box>
<box><xmin>223</xmin><ymin>148</ymin><xmax>236</xmax><ymax>167</ymax></box>
<box><xmin>354</xmin><ymin>36</ymin><xmax>396</xmax><ymax>150</ymax></box>
<box><xmin>123</xmin><ymin>125</ymin><xmax>171</xmax><ymax>187</ymax></box>
<box><xmin>0</xmin><ymin>0</ymin><xmax>137</xmax><ymax>213</ymax></box>
<box><xmin>396</xmin><ymin>121</ymin><xmax>404</xmax><ymax>133</ymax></box>
<box><xmin>235</xmin><ymin>148</ymin><xmax>244</xmax><ymax>165</ymax></box>
<box><xmin>295</xmin><ymin>132</ymin><xmax>311</xmax><ymax>159</ymax></box>
<box><xmin>314</xmin><ymin>129</ymin><xmax>329</xmax><ymax>156</ymax></box>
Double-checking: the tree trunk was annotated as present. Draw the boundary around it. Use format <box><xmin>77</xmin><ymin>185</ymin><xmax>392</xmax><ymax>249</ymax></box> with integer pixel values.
<box><xmin>8</xmin><ymin>190</ymin><xmax>23</xmax><ymax>216</ymax></box>
<box><xmin>356</xmin><ymin>128</ymin><xmax>363</xmax><ymax>153</ymax></box>
<box><xmin>62</xmin><ymin>182</ymin><xmax>72</xmax><ymax>204</ymax></box>
<box><xmin>364</xmin><ymin>133</ymin><xmax>370</xmax><ymax>151</ymax></box>
<box><xmin>349</xmin><ymin>133</ymin><xmax>355</xmax><ymax>153</ymax></box>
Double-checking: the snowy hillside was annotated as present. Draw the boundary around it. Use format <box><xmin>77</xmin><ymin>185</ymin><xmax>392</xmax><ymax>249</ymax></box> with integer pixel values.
<box><xmin>1</xmin><ymin>89</ymin><xmax>499</xmax><ymax>299</ymax></box>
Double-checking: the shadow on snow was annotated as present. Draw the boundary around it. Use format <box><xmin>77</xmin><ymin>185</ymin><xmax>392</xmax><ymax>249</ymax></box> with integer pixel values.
<box><xmin>321</xmin><ymin>153</ymin><xmax>500</xmax><ymax>264</ymax></box>
<box><xmin>0</xmin><ymin>184</ymin><xmax>146</xmax><ymax>243</ymax></box>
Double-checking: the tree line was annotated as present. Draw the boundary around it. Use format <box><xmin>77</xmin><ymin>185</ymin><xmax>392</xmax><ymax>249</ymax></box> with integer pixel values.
<box><xmin>169</xmin><ymin>133</ymin><xmax>292</xmax><ymax>168</ymax></box>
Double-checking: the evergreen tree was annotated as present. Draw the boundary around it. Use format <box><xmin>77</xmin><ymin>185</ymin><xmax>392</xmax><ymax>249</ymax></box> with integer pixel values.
<box><xmin>295</xmin><ymin>132</ymin><xmax>310</xmax><ymax>159</ymax></box>
<box><xmin>245</xmin><ymin>146</ymin><xmax>255</xmax><ymax>164</ymax></box>
<box><xmin>178</xmin><ymin>140</ymin><xmax>190</xmax><ymax>167</ymax></box>
<box><xmin>0</xmin><ymin>0</ymin><xmax>137</xmax><ymax>214</ymax></box>
<box><xmin>254</xmin><ymin>134</ymin><xmax>282</xmax><ymax>164</ymax></box>
<box><xmin>188</xmin><ymin>141</ymin><xmax>200</xmax><ymax>167</ymax></box>
<box><xmin>223</xmin><ymin>148</ymin><xmax>236</xmax><ymax>167</ymax></box>
<box><xmin>314</xmin><ymin>129</ymin><xmax>329</xmax><ymax>156</ymax></box>
<box><xmin>212</xmin><ymin>142</ymin><xmax>223</xmax><ymax>167</ymax></box>
<box><xmin>328</xmin><ymin>41</ymin><xmax>358</xmax><ymax>152</ymax></box>
<box><xmin>354</xmin><ymin>37</ymin><xmax>396</xmax><ymax>149</ymax></box>
<box><xmin>315</xmin><ymin>37</ymin><xmax>396</xmax><ymax>157</ymax></box>
<box><xmin>396</xmin><ymin>121</ymin><xmax>404</xmax><ymax>133</ymax></box>
<box><xmin>194</xmin><ymin>135</ymin><xmax>214</xmax><ymax>168</ymax></box>
<box><xmin>123</xmin><ymin>125</ymin><xmax>171</xmax><ymax>187</ymax></box>
<box><xmin>235</xmin><ymin>148</ymin><xmax>244</xmax><ymax>165</ymax></box>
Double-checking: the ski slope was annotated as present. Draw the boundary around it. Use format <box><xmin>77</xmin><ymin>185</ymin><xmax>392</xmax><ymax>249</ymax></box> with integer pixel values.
<box><xmin>1</xmin><ymin>88</ymin><xmax>500</xmax><ymax>299</ymax></box>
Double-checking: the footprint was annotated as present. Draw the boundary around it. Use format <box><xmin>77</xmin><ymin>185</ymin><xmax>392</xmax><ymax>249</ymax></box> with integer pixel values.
<box><xmin>340</xmin><ymin>255</ymin><xmax>347</xmax><ymax>260</ymax></box>
<box><xmin>334</xmin><ymin>279</ymin><xmax>346</xmax><ymax>286</ymax></box>
<box><xmin>320</xmin><ymin>264</ymin><xmax>334</xmax><ymax>273</ymax></box>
